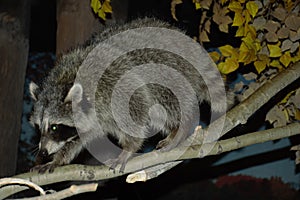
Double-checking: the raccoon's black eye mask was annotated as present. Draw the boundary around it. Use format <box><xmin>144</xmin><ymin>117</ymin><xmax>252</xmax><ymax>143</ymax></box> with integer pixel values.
<box><xmin>49</xmin><ymin>124</ymin><xmax>78</xmax><ymax>141</ymax></box>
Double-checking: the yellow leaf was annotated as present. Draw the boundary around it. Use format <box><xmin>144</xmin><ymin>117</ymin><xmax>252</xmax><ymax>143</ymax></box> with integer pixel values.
<box><xmin>241</xmin><ymin>33</ymin><xmax>257</xmax><ymax>51</ymax></box>
<box><xmin>209</xmin><ymin>51</ymin><xmax>220</xmax><ymax>63</ymax></box>
<box><xmin>239</xmin><ymin>40</ymin><xmax>257</xmax><ymax>64</ymax></box>
<box><xmin>221</xmin><ymin>0</ymin><xmax>229</xmax><ymax>5</ymax></box>
<box><xmin>235</xmin><ymin>26</ymin><xmax>245</xmax><ymax>37</ymax></box>
<box><xmin>232</xmin><ymin>12</ymin><xmax>245</xmax><ymax>26</ymax></box>
<box><xmin>244</xmin><ymin>24</ymin><xmax>257</xmax><ymax>39</ymax></box>
<box><xmin>242</xmin><ymin>34</ymin><xmax>253</xmax><ymax>47</ymax></box>
<box><xmin>218</xmin><ymin>57</ymin><xmax>239</xmax><ymax>74</ymax></box>
<box><xmin>254</xmin><ymin>60</ymin><xmax>267</xmax><ymax>73</ymax></box>
<box><xmin>280</xmin><ymin>90</ymin><xmax>295</xmax><ymax>104</ymax></box>
<box><xmin>238</xmin><ymin>51</ymin><xmax>248</xmax><ymax>62</ymax></box>
<box><xmin>268</xmin><ymin>43</ymin><xmax>282</xmax><ymax>57</ymax></box>
<box><xmin>231</xmin><ymin>49</ymin><xmax>239</xmax><ymax>60</ymax></box>
<box><xmin>239</xmin><ymin>41</ymin><xmax>248</xmax><ymax>52</ymax></box>
<box><xmin>228</xmin><ymin>1</ymin><xmax>243</xmax><ymax>12</ymax></box>
<box><xmin>98</xmin><ymin>9</ymin><xmax>106</xmax><ymax>20</ymax></box>
<box><xmin>238</xmin><ymin>48</ymin><xmax>256</xmax><ymax>64</ymax></box>
<box><xmin>193</xmin><ymin>0</ymin><xmax>202</xmax><ymax>9</ymax></box>
<box><xmin>219</xmin><ymin>45</ymin><xmax>236</xmax><ymax>57</ymax></box>
<box><xmin>102</xmin><ymin>0</ymin><xmax>112</xmax><ymax>13</ymax></box>
<box><xmin>246</xmin><ymin>1</ymin><xmax>259</xmax><ymax>18</ymax></box>
<box><xmin>270</xmin><ymin>60</ymin><xmax>282</xmax><ymax>68</ymax></box>
<box><xmin>254</xmin><ymin>54</ymin><xmax>270</xmax><ymax>74</ymax></box>
<box><xmin>284</xmin><ymin>0</ymin><xmax>295</xmax><ymax>11</ymax></box>
<box><xmin>243</xmin><ymin>10</ymin><xmax>252</xmax><ymax>24</ymax></box>
<box><xmin>254</xmin><ymin>40</ymin><xmax>261</xmax><ymax>52</ymax></box>
<box><xmin>91</xmin><ymin>0</ymin><xmax>101</xmax><ymax>13</ymax></box>
<box><xmin>280</xmin><ymin>51</ymin><xmax>292</xmax><ymax>67</ymax></box>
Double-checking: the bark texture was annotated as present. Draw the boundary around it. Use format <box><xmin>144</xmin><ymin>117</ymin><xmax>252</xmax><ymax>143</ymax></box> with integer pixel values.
<box><xmin>0</xmin><ymin>0</ymin><xmax>30</xmax><ymax>177</ymax></box>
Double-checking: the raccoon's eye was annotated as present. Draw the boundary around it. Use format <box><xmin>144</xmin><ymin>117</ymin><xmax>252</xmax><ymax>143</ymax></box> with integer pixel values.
<box><xmin>50</xmin><ymin>124</ymin><xmax>58</xmax><ymax>133</ymax></box>
<box><xmin>48</xmin><ymin>124</ymin><xmax>77</xmax><ymax>141</ymax></box>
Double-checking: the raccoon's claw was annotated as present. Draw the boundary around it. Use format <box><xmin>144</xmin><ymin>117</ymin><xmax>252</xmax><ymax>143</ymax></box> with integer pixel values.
<box><xmin>31</xmin><ymin>162</ymin><xmax>58</xmax><ymax>173</ymax></box>
<box><xmin>104</xmin><ymin>158</ymin><xmax>126</xmax><ymax>173</ymax></box>
<box><xmin>104</xmin><ymin>150</ymin><xmax>132</xmax><ymax>173</ymax></box>
<box><xmin>156</xmin><ymin>138</ymin><xmax>177</xmax><ymax>152</ymax></box>
<box><xmin>156</xmin><ymin>138</ymin><xmax>170</xmax><ymax>150</ymax></box>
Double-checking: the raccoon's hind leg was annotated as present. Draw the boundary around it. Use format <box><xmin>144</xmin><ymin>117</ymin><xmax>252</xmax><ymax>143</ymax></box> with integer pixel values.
<box><xmin>156</xmin><ymin>127</ymin><xmax>189</xmax><ymax>152</ymax></box>
<box><xmin>32</xmin><ymin>137</ymin><xmax>82</xmax><ymax>173</ymax></box>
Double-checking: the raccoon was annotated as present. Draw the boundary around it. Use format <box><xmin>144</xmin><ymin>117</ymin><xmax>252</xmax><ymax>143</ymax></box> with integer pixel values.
<box><xmin>30</xmin><ymin>18</ymin><xmax>234</xmax><ymax>173</ymax></box>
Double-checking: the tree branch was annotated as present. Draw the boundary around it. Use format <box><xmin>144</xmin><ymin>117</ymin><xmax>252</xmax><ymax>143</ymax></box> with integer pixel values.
<box><xmin>1</xmin><ymin>122</ymin><xmax>299</xmax><ymax>198</ymax></box>
<box><xmin>0</xmin><ymin>178</ymin><xmax>45</xmax><ymax>195</ymax></box>
<box><xmin>126</xmin><ymin>161</ymin><xmax>182</xmax><ymax>183</ymax></box>
<box><xmin>14</xmin><ymin>183</ymin><xmax>98</xmax><ymax>200</ymax></box>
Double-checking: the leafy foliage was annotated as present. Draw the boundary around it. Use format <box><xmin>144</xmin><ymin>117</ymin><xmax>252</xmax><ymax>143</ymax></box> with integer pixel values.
<box><xmin>232</xmin><ymin>67</ymin><xmax>300</xmax><ymax>126</ymax></box>
<box><xmin>172</xmin><ymin>0</ymin><xmax>300</xmax><ymax>74</ymax></box>
<box><xmin>172</xmin><ymin>0</ymin><xmax>300</xmax><ymax>166</ymax></box>
<box><xmin>266</xmin><ymin>88</ymin><xmax>300</xmax><ymax>127</ymax></box>
<box><xmin>90</xmin><ymin>0</ymin><xmax>112</xmax><ymax>21</ymax></box>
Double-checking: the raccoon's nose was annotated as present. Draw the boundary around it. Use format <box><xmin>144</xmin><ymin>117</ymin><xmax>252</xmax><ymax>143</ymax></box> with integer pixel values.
<box><xmin>39</xmin><ymin>149</ymin><xmax>48</xmax><ymax>158</ymax></box>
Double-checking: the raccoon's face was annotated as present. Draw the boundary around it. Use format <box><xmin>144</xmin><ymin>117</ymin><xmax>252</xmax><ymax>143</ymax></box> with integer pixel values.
<box><xmin>29</xmin><ymin>82</ymin><xmax>83</xmax><ymax>163</ymax></box>
<box><xmin>35</xmin><ymin>123</ymin><xmax>78</xmax><ymax>163</ymax></box>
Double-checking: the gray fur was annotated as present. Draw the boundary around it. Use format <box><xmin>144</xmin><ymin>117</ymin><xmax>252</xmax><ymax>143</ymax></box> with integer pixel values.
<box><xmin>30</xmin><ymin>18</ymin><xmax>234</xmax><ymax>173</ymax></box>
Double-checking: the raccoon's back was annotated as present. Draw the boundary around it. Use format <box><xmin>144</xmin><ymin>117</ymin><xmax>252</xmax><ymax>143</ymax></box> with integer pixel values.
<box><xmin>39</xmin><ymin>17</ymin><xmax>230</xmax><ymax>139</ymax></box>
<box><xmin>91</xmin><ymin>47</ymin><xmax>206</xmax><ymax>137</ymax></box>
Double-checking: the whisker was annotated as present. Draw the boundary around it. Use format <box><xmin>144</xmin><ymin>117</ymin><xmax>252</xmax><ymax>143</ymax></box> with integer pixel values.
<box><xmin>30</xmin><ymin>146</ymin><xmax>39</xmax><ymax>157</ymax></box>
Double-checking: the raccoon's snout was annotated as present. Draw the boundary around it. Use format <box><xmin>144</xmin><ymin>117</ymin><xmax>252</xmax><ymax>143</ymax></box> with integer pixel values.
<box><xmin>38</xmin><ymin>149</ymin><xmax>48</xmax><ymax>158</ymax></box>
<box><xmin>36</xmin><ymin>148</ymin><xmax>52</xmax><ymax>164</ymax></box>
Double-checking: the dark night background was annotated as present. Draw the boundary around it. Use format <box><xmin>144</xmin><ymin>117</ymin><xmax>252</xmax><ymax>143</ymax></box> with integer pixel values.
<box><xmin>16</xmin><ymin>0</ymin><xmax>300</xmax><ymax>199</ymax></box>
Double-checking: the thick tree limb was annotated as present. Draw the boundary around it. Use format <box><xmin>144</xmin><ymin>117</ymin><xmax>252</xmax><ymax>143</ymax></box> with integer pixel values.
<box><xmin>1</xmin><ymin>122</ymin><xmax>299</xmax><ymax>198</ymax></box>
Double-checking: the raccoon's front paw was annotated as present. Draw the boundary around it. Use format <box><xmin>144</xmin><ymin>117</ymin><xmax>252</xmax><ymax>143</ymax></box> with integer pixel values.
<box><xmin>31</xmin><ymin>162</ymin><xmax>59</xmax><ymax>173</ymax></box>
<box><xmin>104</xmin><ymin>158</ymin><xmax>126</xmax><ymax>173</ymax></box>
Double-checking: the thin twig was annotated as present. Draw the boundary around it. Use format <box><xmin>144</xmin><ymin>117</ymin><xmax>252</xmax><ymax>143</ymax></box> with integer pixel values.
<box><xmin>126</xmin><ymin>161</ymin><xmax>182</xmax><ymax>183</ymax></box>
<box><xmin>0</xmin><ymin>178</ymin><xmax>45</xmax><ymax>195</ymax></box>
<box><xmin>13</xmin><ymin>183</ymin><xmax>98</xmax><ymax>200</ymax></box>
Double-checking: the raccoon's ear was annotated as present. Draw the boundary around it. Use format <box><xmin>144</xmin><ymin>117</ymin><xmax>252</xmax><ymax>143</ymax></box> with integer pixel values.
<box><xmin>29</xmin><ymin>82</ymin><xmax>39</xmax><ymax>101</ymax></box>
<box><xmin>64</xmin><ymin>83</ymin><xmax>83</xmax><ymax>103</ymax></box>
